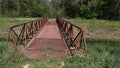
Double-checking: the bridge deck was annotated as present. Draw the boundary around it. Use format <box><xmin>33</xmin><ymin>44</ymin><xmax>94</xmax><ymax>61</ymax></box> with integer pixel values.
<box><xmin>23</xmin><ymin>21</ymin><xmax>71</xmax><ymax>60</ymax></box>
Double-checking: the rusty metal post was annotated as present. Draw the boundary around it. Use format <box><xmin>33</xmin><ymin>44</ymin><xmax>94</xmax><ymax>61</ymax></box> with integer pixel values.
<box><xmin>24</xmin><ymin>24</ymin><xmax>27</xmax><ymax>46</ymax></box>
<box><xmin>6</xmin><ymin>28</ymin><xmax>10</xmax><ymax>48</ymax></box>
<box><xmin>11</xmin><ymin>30</ymin><xmax>17</xmax><ymax>49</ymax></box>
<box><xmin>83</xmin><ymin>31</ymin><xmax>87</xmax><ymax>54</ymax></box>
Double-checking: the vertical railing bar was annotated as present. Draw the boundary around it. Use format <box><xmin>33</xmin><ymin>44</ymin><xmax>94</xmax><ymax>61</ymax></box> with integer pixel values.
<box><xmin>11</xmin><ymin>28</ymin><xmax>17</xmax><ymax>49</ymax></box>
<box><xmin>83</xmin><ymin>31</ymin><xmax>87</xmax><ymax>54</ymax></box>
<box><xmin>69</xmin><ymin>30</ymin><xmax>82</xmax><ymax>47</ymax></box>
<box><xmin>24</xmin><ymin>24</ymin><xmax>27</xmax><ymax>46</ymax></box>
<box><xmin>16</xmin><ymin>25</ymin><xmax>25</xmax><ymax>44</ymax></box>
<box><xmin>6</xmin><ymin>28</ymin><xmax>10</xmax><ymax>48</ymax></box>
<box><xmin>11</xmin><ymin>28</ymin><xmax>24</xmax><ymax>45</ymax></box>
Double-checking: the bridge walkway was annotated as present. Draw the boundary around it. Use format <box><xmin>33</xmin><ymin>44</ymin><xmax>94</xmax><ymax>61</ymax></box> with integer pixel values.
<box><xmin>24</xmin><ymin>21</ymin><xmax>71</xmax><ymax>60</ymax></box>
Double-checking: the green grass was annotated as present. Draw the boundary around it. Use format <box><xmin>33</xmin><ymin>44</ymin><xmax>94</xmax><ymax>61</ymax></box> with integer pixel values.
<box><xmin>0</xmin><ymin>41</ymin><xmax>119</xmax><ymax>68</ymax></box>
<box><xmin>0</xmin><ymin>20</ymin><xmax>25</xmax><ymax>30</ymax></box>
<box><xmin>0</xmin><ymin>18</ymin><xmax>36</xmax><ymax>31</ymax></box>
<box><xmin>68</xmin><ymin>18</ymin><xmax>120</xmax><ymax>40</ymax></box>
<box><xmin>0</xmin><ymin>18</ymin><xmax>37</xmax><ymax>39</ymax></box>
<box><xmin>68</xmin><ymin>18</ymin><xmax>120</xmax><ymax>30</ymax></box>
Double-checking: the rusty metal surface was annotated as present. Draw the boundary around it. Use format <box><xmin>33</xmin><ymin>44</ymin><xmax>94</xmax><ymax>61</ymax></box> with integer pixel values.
<box><xmin>24</xmin><ymin>38</ymin><xmax>70</xmax><ymax>60</ymax></box>
<box><xmin>37</xmin><ymin>21</ymin><xmax>61</xmax><ymax>39</ymax></box>
<box><xmin>46</xmin><ymin>21</ymin><xmax>57</xmax><ymax>25</ymax></box>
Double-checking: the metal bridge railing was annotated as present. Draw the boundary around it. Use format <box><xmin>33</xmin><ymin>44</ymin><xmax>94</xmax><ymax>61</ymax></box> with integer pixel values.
<box><xmin>56</xmin><ymin>18</ymin><xmax>87</xmax><ymax>55</ymax></box>
<box><xmin>6</xmin><ymin>17</ymin><xmax>48</xmax><ymax>48</ymax></box>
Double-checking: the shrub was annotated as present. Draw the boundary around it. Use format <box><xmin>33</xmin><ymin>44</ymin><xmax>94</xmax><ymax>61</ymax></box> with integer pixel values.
<box><xmin>9</xmin><ymin>11</ymin><xmax>19</xmax><ymax>17</ymax></box>
<box><xmin>46</xmin><ymin>6</ymin><xmax>58</xmax><ymax>18</ymax></box>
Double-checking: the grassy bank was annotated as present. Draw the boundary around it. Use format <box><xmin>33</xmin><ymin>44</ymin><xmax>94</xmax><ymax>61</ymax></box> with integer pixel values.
<box><xmin>68</xmin><ymin>18</ymin><xmax>120</xmax><ymax>40</ymax></box>
<box><xmin>0</xmin><ymin>41</ymin><xmax>120</xmax><ymax>68</ymax></box>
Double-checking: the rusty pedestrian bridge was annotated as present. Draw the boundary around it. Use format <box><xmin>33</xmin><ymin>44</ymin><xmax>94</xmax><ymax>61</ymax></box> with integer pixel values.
<box><xmin>6</xmin><ymin>17</ymin><xmax>87</xmax><ymax>60</ymax></box>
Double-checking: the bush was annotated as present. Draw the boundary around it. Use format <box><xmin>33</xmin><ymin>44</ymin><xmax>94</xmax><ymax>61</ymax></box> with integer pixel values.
<box><xmin>65</xmin><ymin>4</ymin><xmax>79</xmax><ymax>18</ymax></box>
<box><xmin>31</xmin><ymin>5</ymin><xmax>58</xmax><ymax>18</ymax></box>
<box><xmin>9</xmin><ymin>11</ymin><xmax>19</xmax><ymax>17</ymax></box>
<box><xmin>78</xmin><ymin>5</ymin><xmax>94</xmax><ymax>19</ymax></box>
<box><xmin>64</xmin><ymin>4</ymin><xmax>94</xmax><ymax>19</ymax></box>
<box><xmin>31</xmin><ymin>5</ymin><xmax>45</xmax><ymax>17</ymax></box>
<box><xmin>46</xmin><ymin>6</ymin><xmax>58</xmax><ymax>18</ymax></box>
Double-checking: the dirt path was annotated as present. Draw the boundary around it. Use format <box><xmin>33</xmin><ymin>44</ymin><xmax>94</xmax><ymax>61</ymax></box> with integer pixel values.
<box><xmin>23</xmin><ymin>21</ymin><xmax>71</xmax><ymax>60</ymax></box>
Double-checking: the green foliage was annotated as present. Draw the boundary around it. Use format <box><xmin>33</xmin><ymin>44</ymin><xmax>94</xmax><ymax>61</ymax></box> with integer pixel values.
<box><xmin>9</xmin><ymin>11</ymin><xmax>19</xmax><ymax>17</ymax></box>
<box><xmin>57</xmin><ymin>10</ymin><xmax>65</xmax><ymax>17</ymax></box>
<box><xmin>46</xmin><ymin>6</ymin><xmax>58</xmax><ymax>18</ymax></box>
<box><xmin>60</xmin><ymin>0</ymin><xmax>120</xmax><ymax>20</ymax></box>
<box><xmin>0</xmin><ymin>0</ymin><xmax>119</xmax><ymax>20</ymax></box>
<box><xmin>63</xmin><ymin>1</ymin><xmax>95</xmax><ymax>18</ymax></box>
<box><xmin>0</xmin><ymin>0</ymin><xmax>58</xmax><ymax>18</ymax></box>
<box><xmin>97</xmin><ymin>0</ymin><xmax>120</xmax><ymax>20</ymax></box>
<box><xmin>78</xmin><ymin>5</ymin><xmax>93</xmax><ymax>18</ymax></box>
<box><xmin>31</xmin><ymin>5</ymin><xmax>46</xmax><ymax>17</ymax></box>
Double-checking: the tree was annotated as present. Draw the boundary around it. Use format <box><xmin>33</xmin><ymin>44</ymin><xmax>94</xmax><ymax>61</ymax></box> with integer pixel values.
<box><xmin>0</xmin><ymin>0</ymin><xmax>9</xmax><ymax>15</ymax></box>
<box><xmin>97</xmin><ymin>0</ymin><xmax>120</xmax><ymax>20</ymax></box>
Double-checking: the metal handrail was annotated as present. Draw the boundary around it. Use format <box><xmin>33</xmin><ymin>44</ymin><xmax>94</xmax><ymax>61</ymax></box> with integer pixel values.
<box><xmin>6</xmin><ymin>17</ymin><xmax>48</xmax><ymax>48</ymax></box>
<box><xmin>56</xmin><ymin>17</ymin><xmax>87</xmax><ymax>55</ymax></box>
